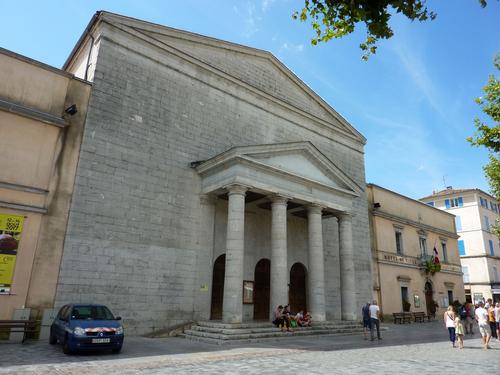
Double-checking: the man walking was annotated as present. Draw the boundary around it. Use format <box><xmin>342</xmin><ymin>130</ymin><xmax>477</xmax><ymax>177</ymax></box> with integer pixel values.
<box><xmin>369</xmin><ymin>300</ymin><xmax>381</xmax><ymax>341</ymax></box>
<box><xmin>361</xmin><ymin>302</ymin><xmax>371</xmax><ymax>340</ymax></box>
<box><xmin>475</xmin><ymin>301</ymin><xmax>491</xmax><ymax>349</ymax></box>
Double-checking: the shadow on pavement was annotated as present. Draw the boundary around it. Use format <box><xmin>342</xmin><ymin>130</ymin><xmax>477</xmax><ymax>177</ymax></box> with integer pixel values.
<box><xmin>0</xmin><ymin>320</ymin><xmax>481</xmax><ymax>367</ymax></box>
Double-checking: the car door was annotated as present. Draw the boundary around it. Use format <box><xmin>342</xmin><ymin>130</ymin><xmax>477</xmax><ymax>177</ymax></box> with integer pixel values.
<box><xmin>54</xmin><ymin>306</ymin><xmax>69</xmax><ymax>341</ymax></box>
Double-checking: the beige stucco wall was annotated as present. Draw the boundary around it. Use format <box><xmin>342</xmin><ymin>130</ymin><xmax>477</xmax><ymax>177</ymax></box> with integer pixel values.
<box><xmin>0</xmin><ymin>49</ymin><xmax>91</xmax><ymax>320</ymax></box>
<box><xmin>368</xmin><ymin>184</ymin><xmax>465</xmax><ymax>318</ymax></box>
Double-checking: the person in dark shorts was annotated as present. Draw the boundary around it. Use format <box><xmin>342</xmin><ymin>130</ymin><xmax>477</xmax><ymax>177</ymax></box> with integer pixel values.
<box><xmin>362</xmin><ymin>302</ymin><xmax>371</xmax><ymax>340</ymax></box>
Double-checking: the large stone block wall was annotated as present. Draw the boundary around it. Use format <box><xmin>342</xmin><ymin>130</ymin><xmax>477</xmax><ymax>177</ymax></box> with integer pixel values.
<box><xmin>56</xmin><ymin>31</ymin><xmax>371</xmax><ymax>334</ymax></box>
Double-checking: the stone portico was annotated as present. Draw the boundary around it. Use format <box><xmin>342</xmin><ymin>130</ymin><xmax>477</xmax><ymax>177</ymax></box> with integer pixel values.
<box><xmin>195</xmin><ymin>142</ymin><xmax>361</xmax><ymax>323</ymax></box>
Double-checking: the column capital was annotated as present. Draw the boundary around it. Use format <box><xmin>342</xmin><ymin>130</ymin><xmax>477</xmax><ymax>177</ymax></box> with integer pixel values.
<box><xmin>307</xmin><ymin>204</ymin><xmax>324</xmax><ymax>215</ymax></box>
<box><xmin>338</xmin><ymin>212</ymin><xmax>352</xmax><ymax>222</ymax></box>
<box><xmin>225</xmin><ymin>184</ymin><xmax>248</xmax><ymax>196</ymax></box>
<box><xmin>267</xmin><ymin>194</ymin><xmax>290</xmax><ymax>205</ymax></box>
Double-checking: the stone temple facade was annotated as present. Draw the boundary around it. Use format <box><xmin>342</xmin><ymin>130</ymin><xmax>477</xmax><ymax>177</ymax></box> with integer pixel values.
<box><xmin>58</xmin><ymin>11</ymin><xmax>372</xmax><ymax>334</ymax></box>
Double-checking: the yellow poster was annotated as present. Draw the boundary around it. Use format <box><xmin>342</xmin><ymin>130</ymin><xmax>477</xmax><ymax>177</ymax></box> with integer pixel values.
<box><xmin>0</xmin><ymin>213</ymin><xmax>24</xmax><ymax>293</ymax></box>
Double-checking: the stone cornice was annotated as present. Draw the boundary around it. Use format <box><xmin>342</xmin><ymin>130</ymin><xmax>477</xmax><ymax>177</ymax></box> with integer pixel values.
<box><xmin>372</xmin><ymin>210</ymin><xmax>458</xmax><ymax>239</ymax></box>
<box><xmin>0</xmin><ymin>200</ymin><xmax>47</xmax><ymax>214</ymax></box>
<box><xmin>0</xmin><ymin>98</ymin><xmax>67</xmax><ymax>128</ymax></box>
<box><xmin>0</xmin><ymin>181</ymin><xmax>48</xmax><ymax>195</ymax></box>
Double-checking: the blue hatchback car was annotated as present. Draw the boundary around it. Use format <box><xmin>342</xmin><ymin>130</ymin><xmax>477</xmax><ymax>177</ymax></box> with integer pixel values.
<box><xmin>50</xmin><ymin>304</ymin><xmax>124</xmax><ymax>354</ymax></box>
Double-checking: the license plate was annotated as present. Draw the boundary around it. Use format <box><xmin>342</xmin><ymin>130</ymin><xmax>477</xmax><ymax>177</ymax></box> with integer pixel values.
<box><xmin>91</xmin><ymin>338</ymin><xmax>110</xmax><ymax>343</ymax></box>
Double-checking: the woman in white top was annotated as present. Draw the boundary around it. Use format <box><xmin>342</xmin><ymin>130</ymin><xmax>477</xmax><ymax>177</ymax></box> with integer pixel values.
<box><xmin>443</xmin><ymin>305</ymin><xmax>456</xmax><ymax>348</ymax></box>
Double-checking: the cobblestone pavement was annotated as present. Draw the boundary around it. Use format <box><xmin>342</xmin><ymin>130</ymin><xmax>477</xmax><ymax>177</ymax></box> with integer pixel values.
<box><xmin>1</xmin><ymin>321</ymin><xmax>497</xmax><ymax>374</ymax></box>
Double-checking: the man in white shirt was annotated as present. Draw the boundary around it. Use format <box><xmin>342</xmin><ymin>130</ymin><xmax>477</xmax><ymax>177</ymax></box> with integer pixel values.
<box><xmin>369</xmin><ymin>300</ymin><xmax>381</xmax><ymax>341</ymax></box>
<box><xmin>475</xmin><ymin>301</ymin><xmax>491</xmax><ymax>349</ymax></box>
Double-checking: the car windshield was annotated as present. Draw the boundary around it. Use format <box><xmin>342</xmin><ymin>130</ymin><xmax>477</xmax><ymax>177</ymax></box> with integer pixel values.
<box><xmin>71</xmin><ymin>306</ymin><xmax>115</xmax><ymax>320</ymax></box>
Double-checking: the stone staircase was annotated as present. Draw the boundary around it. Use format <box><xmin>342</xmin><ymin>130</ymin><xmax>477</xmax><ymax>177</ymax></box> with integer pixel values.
<box><xmin>183</xmin><ymin>320</ymin><xmax>364</xmax><ymax>345</ymax></box>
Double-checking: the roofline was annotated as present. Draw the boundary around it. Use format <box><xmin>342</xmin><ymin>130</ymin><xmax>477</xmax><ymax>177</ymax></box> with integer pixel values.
<box><xmin>63</xmin><ymin>10</ymin><xmax>102</xmax><ymax>70</ymax></box>
<box><xmin>1</xmin><ymin>47</ymin><xmax>88</xmax><ymax>84</ymax></box>
<box><xmin>63</xmin><ymin>11</ymin><xmax>366</xmax><ymax>144</ymax></box>
<box><xmin>366</xmin><ymin>183</ymin><xmax>456</xmax><ymax>218</ymax></box>
<box><xmin>420</xmin><ymin>188</ymin><xmax>498</xmax><ymax>201</ymax></box>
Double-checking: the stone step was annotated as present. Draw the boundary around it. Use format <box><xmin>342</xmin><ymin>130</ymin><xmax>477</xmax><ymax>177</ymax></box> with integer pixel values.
<box><xmin>184</xmin><ymin>327</ymin><xmax>364</xmax><ymax>345</ymax></box>
<box><xmin>195</xmin><ymin>320</ymin><xmax>360</xmax><ymax>329</ymax></box>
<box><xmin>189</xmin><ymin>324</ymin><xmax>360</xmax><ymax>335</ymax></box>
<box><xmin>184</xmin><ymin>326</ymin><xmax>364</xmax><ymax>342</ymax></box>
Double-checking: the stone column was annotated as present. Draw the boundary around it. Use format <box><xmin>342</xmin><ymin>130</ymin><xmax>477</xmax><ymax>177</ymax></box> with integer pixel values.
<box><xmin>307</xmin><ymin>204</ymin><xmax>326</xmax><ymax>322</ymax></box>
<box><xmin>222</xmin><ymin>184</ymin><xmax>247</xmax><ymax>323</ymax></box>
<box><xmin>339</xmin><ymin>214</ymin><xmax>357</xmax><ymax>320</ymax></box>
<box><xmin>269</xmin><ymin>195</ymin><xmax>288</xmax><ymax>318</ymax></box>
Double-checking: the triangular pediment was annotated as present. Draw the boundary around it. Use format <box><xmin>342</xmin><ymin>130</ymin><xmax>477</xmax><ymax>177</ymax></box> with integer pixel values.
<box><xmin>196</xmin><ymin>142</ymin><xmax>362</xmax><ymax>196</ymax></box>
<box><xmin>76</xmin><ymin>12</ymin><xmax>365</xmax><ymax>144</ymax></box>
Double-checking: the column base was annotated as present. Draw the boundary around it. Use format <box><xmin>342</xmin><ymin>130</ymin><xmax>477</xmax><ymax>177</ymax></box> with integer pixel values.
<box><xmin>341</xmin><ymin>312</ymin><xmax>358</xmax><ymax>321</ymax></box>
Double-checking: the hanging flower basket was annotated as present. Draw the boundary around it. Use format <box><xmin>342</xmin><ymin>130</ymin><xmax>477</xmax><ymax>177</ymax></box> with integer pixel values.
<box><xmin>425</xmin><ymin>260</ymin><xmax>441</xmax><ymax>274</ymax></box>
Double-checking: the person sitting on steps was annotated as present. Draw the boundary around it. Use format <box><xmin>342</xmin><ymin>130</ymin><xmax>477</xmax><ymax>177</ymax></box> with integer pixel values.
<box><xmin>272</xmin><ymin>305</ymin><xmax>292</xmax><ymax>332</ymax></box>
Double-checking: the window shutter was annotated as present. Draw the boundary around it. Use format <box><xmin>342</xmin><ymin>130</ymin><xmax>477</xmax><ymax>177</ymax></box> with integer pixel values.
<box><xmin>489</xmin><ymin>240</ymin><xmax>494</xmax><ymax>256</ymax></box>
<box><xmin>455</xmin><ymin>216</ymin><xmax>462</xmax><ymax>231</ymax></box>
<box><xmin>457</xmin><ymin>197</ymin><xmax>463</xmax><ymax>207</ymax></box>
<box><xmin>445</xmin><ymin>199</ymin><xmax>451</xmax><ymax>209</ymax></box>
<box><xmin>458</xmin><ymin>240</ymin><xmax>466</xmax><ymax>256</ymax></box>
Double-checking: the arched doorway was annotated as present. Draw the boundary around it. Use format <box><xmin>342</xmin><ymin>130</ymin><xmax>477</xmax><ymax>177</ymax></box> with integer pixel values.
<box><xmin>425</xmin><ymin>281</ymin><xmax>435</xmax><ymax>317</ymax></box>
<box><xmin>210</xmin><ymin>254</ymin><xmax>225</xmax><ymax>320</ymax></box>
<box><xmin>289</xmin><ymin>263</ymin><xmax>307</xmax><ymax>313</ymax></box>
<box><xmin>253</xmin><ymin>258</ymin><xmax>270</xmax><ymax>320</ymax></box>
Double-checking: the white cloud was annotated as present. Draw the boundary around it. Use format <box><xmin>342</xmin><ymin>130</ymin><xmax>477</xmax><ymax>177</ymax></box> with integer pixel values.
<box><xmin>391</xmin><ymin>39</ymin><xmax>448</xmax><ymax>121</ymax></box>
<box><xmin>364</xmin><ymin>113</ymin><xmax>452</xmax><ymax>197</ymax></box>
<box><xmin>241</xmin><ymin>2</ymin><xmax>259</xmax><ymax>38</ymax></box>
<box><xmin>261</xmin><ymin>0</ymin><xmax>276</xmax><ymax>12</ymax></box>
<box><xmin>279</xmin><ymin>42</ymin><xmax>304</xmax><ymax>53</ymax></box>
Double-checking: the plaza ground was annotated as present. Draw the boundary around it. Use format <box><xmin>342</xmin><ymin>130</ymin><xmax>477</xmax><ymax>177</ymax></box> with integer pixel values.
<box><xmin>0</xmin><ymin>321</ymin><xmax>497</xmax><ymax>374</ymax></box>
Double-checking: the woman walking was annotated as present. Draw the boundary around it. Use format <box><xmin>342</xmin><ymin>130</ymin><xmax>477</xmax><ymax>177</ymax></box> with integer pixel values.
<box><xmin>444</xmin><ymin>305</ymin><xmax>456</xmax><ymax>348</ymax></box>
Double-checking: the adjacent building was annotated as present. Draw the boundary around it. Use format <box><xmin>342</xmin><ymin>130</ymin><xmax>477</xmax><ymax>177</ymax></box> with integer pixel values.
<box><xmin>420</xmin><ymin>187</ymin><xmax>500</xmax><ymax>303</ymax></box>
<box><xmin>367</xmin><ymin>184</ymin><xmax>465</xmax><ymax>319</ymax></box>
<box><xmin>0</xmin><ymin>48</ymin><xmax>91</xmax><ymax>320</ymax></box>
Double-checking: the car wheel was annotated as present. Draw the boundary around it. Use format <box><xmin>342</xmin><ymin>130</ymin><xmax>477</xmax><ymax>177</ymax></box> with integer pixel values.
<box><xmin>49</xmin><ymin>332</ymin><xmax>57</xmax><ymax>345</ymax></box>
<box><xmin>62</xmin><ymin>336</ymin><xmax>72</xmax><ymax>354</ymax></box>
<box><xmin>111</xmin><ymin>346</ymin><xmax>122</xmax><ymax>354</ymax></box>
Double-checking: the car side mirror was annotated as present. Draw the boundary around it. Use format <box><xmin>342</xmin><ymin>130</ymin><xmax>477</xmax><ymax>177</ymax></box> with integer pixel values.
<box><xmin>115</xmin><ymin>316</ymin><xmax>122</xmax><ymax>320</ymax></box>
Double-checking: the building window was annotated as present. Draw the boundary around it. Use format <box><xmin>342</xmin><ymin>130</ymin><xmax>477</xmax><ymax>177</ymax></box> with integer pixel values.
<box><xmin>455</xmin><ymin>216</ymin><xmax>462</xmax><ymax>231</ymax></box>
<box><xmin>395</xmin><ymin>231</ymin><xmax>403</xmax><ymax>255</ymax></box>
<box><xmin>426</xmin><ymin>201</ymin><xmax>434</xmax><ymax>207</ymax></box>
<box><xmin>485</xmin><ymin>216</ymin><xmax>490</xmax><ymax>231</ymax></box>
<box><xmin>458</xmin><ymin>240</ymin><xmax>466</xmax><ymax>256</ymax></box>
<box><xmin>489</xmin><ymin>240</ymin><xmax>495</xmax><ymax>256</ymax></box>
<box><xmin>447</xmin><ymin>290</ymin><xmax>454</xmax><ymax>305</ymax></box>
<box><xmin>445</xmin><ymin>197</ymin><xmax>463</xmax><ymax>209</ymax></box>
<box><xmin>441</xmin><ymin>242</ymin><xmax>448</xmax><ymax>263</ymax></box>
<box><xmin>462</xmin><ymin>266</ymin><xmax>470</xmax><ymax>283</ymax></box>
<box><xmin>480</xmin><ymin>197</ymin><xmax>486</xmax><ymax>207</ymax></box>
<box><xmin>419</xmin><ymin>237</ymin><xmax>428</xmax><ymax>258</ymax></box>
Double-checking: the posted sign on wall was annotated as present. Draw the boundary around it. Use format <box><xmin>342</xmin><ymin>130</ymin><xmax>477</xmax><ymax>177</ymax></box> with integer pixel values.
<box><xmin>0</xmin><ymin>213</ymin><xmax>24</xmax><ymax>294</ymax></box>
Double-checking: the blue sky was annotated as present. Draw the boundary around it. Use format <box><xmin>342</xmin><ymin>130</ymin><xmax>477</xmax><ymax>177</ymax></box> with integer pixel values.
<box><xmin>1</xmin><ymin>0</ymin><xmax>499</xmax><ymax>199</ymax></box>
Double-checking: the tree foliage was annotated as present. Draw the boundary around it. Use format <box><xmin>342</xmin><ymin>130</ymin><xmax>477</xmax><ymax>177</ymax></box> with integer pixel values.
<box><xmin>293</xmin><ymin>0</ymin><xmax>492</xmax><ymax>60</ymax></box>
<box><xmin>468</xmin><ymin>54</ymin><xmax>500</xmax><ymax>237</ymax></box>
